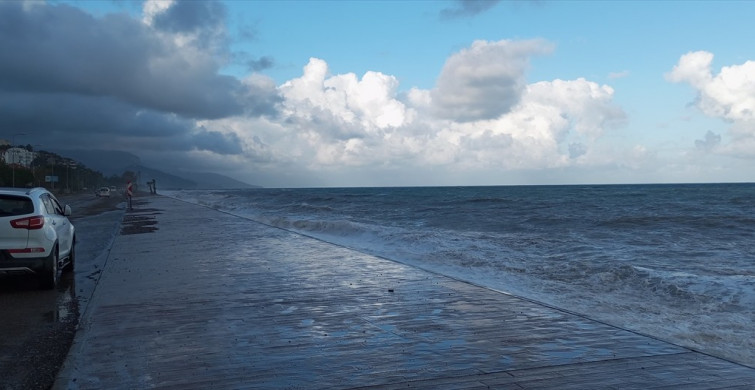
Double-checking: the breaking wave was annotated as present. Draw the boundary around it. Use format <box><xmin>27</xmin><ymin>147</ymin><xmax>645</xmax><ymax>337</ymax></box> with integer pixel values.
<box><xmin>164</xmin><ymin>184</ymin><xmax>755</xmax><ymax>367</ymax></box>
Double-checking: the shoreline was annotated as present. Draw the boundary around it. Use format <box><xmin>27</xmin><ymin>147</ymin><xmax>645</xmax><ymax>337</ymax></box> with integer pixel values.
<box><xmin>164</xmin><ymin>187</ymin><xmax>755</xmax><ymax>368</ymax></box>
<box><xmin>54</xmin><ymin>195</ymin><xmax>755</xmax><ymax>388</ymax></box>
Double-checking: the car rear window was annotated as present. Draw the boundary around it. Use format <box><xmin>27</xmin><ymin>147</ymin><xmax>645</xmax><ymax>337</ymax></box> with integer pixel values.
<box><xmin>0</xmin><ymin>195</ymin><xmax>34</xmax><ymax>217</ymax></box>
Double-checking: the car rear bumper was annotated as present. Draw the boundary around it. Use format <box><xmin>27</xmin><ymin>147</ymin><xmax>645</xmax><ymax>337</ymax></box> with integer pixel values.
<box><xmin>0</xmin><ymin>251</ymin><xmax>47</xmax><ymax>274</ymax></box>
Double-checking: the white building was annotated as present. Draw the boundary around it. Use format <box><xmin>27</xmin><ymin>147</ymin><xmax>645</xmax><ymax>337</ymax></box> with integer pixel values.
<box><xmin>3</xmin><ymin>147</ymin><xmax>35</xmax><ymax>168</ymax></box>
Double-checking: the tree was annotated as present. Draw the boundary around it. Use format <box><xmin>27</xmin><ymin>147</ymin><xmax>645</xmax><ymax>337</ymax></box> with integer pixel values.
<box><xmin>121</xmin><ymin>170</ymin><xmax>137</xmax><ymax>184</ymax></box>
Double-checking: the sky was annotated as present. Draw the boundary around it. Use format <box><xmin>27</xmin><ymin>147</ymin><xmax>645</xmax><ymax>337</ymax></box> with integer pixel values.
<box><xmin>1</xmin><ymin>0</ymin><xmax>755</xmax><ymax>188</ymax></box>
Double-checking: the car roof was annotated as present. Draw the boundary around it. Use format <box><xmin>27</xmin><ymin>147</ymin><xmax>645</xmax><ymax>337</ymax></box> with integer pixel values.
<box><xmin>0</xmin><ymin>187</ymin><xmax>49</xmax><ymax>196</ymax></box>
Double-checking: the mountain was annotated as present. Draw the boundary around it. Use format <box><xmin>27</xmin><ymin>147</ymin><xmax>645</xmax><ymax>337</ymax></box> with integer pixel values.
<box><xmin>179</xmin><ymin>171</ymin><xmax>258</xmax><ymax>189</ymax></box>
<box><xmin>125</xmin><ymin>165</ymin><xmax>196</xmax><ymax>189</ymax></box>
<box><xmin>52</xmin><ymin>149</ymin><xmax>141</xmax><ymax>176</ymax></box>
<box><xmin>133</xmin><ymin>165</ymin><xmax>258</xmax><ymax>190</ymax></box>
<box><xmin>52</xmin><ymin>149</ymin><xmax>259</xmax><ymax>189</ymax></box>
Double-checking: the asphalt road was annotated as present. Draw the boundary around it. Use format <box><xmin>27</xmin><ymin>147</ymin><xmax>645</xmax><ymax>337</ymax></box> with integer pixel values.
<box><xmin>0</xmin><ymin>193</ymin><xmax>125</xmax><ymax>390</ymax></box>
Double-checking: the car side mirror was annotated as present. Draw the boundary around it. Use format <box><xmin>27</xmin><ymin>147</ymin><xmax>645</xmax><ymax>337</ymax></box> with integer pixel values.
<box><xmin>64</xmin><ymin>205</ymin><xmax>72</xmax><ymax>217</ymax></box>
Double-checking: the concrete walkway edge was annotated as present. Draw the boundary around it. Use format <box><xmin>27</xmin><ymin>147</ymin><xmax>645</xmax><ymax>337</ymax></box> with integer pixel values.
<box><xmin>53</xmin><ymin>196</ymin><xmax>755</xmax><ymax>389</ymax></box>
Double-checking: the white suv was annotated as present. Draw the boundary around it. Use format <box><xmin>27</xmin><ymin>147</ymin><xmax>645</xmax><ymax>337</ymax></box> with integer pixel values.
<box><xmin>0</xmin><ymin>187</ymin><xmax>75</xmax><ymax>289</ymax></box>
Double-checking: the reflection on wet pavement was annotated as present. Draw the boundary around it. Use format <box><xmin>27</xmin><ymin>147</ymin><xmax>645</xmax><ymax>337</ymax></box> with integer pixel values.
<box><xmin>0</xmin><ymin>193</ymin><xmax>125</xmax><ymax>390</ymax></box>
<box><xmin>0</xmin><ymin>272</ymin><xmax>78</xmax><ymax>389</ymax></box>
<box><xmin>54</xmin><ymin>196</ymin><xmax>755</xmax><ymax>389</ymax></box>
<box><xmin>121</xmin><ymin>208</ymin><xmax>161</xmax><ymax>235</ymax></box>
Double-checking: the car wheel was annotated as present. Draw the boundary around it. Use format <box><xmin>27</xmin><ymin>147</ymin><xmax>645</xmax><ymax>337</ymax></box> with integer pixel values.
<box><xmin>63</xmin><ymin>240</ymin><xmax>75</xmax><ymax>272</ymax></box>
<box><xmin>39</xmin><ymin>245</ymin><xmax>59</xmax><ymax>290</ymax></box>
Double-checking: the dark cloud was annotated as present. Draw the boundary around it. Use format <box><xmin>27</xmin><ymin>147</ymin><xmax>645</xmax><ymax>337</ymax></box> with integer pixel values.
<box><xmin>237</xmin><ymin>23</ymin><xmax>260</xmax><ymax>41</ymax></box>
<box><xmin>248</xmin><ymin>56</ymin><xmax>274</xmax><ymax>72</ymax></box>
<box><xmin>151</xmin><ymin>0</ymin><xmax>228</xmax><ymax>51</ymax></box>
<box><xmin>188</xmin><ymin>128</ymin><xmax>244</xmax><ymax>154</ymax></box>
<box><xmin>152</xmin><ymin>1</ymin><xmax>227</xmax><ymax>34</ymax></box>
<box><xmin>440</xmin><ymin>0</ymin><xmax>500</xmax><ymax>19</ymax></box>
<box><xmin>0</xmin><ymin>92</ymin><xmax>194</xmax><ymax>148</ymax></box>
<box><xmin>0</xmin><ymin>1</ymin><xmax>280</xmax><ymax>166</ymax></box>
<box><xmin>431</xmin><ymin>39</ymin><xmax>552</xmax><ymax>122</ymax></box>
<box><xmin>695</xmin><ymin>131</ymin><xmax>721</xmax><ymax>151</ymax></box>
<box><xmin>0</xmin><ymin>2</ymin><xmax>248</xmax><ymax>119</ymax></box>
<box><xmin>569</xmin><ymin>143</ymin><xmax>588</xmax><ymax>159</ymax></box>
<box><xmin>119</xmin><ymin>126</ymin><xmax>244</xmax><ymax>155</ymax></box>
<box><xmin>239</xmin><ymin>76</ymin><xmax>283</xmax><ymax>117</ymax></box>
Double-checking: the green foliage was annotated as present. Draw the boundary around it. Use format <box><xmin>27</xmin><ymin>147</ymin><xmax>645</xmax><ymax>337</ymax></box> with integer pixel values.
<box><xmin>0</xmin><ymin>147</ymin><xmax>109</xmax><ymax>193</ymax></box>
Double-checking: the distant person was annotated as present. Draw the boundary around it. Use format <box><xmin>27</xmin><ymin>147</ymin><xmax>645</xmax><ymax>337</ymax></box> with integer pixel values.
<box><xmin>126</xmin><ymin>180</ymin><xmax>133</xmax><ymax>210</ymax></box>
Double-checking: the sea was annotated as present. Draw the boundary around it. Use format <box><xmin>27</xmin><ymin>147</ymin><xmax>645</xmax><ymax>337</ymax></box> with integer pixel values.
<box><xmin>164</xmin><ymin>183</ymin><xmax>755</xmax><ymax>367</ymax></box>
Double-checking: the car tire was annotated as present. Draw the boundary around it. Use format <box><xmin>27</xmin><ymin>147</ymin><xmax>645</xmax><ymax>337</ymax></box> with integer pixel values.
<box><xmin>39</xmin><ymin>245</ymin><xmax>59</xmax><ymax>290</ymax></box>
<box><xmin>63</xmin><ymin>240</ymin><xmax>75</xmax><ymax>273</ymax></box>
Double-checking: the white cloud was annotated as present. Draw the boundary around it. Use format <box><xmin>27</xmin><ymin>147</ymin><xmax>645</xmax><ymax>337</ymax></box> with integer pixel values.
<box><xmin>1</xmin><ymin>2</ymin><xmax>652</xmax><ymax>187</ymax></box>
<box><xmin>667</xmin><ymin>51</ymin><xmax>755</xmax><ymax>128</ymax></box>
<box><xmin>279</xmin><ymin>58</ymin><xmax>408</xmax><ymax>133</ymax></box>
<box><xmin>666</xmin><ymin>51</ymin><xmax>714</xmax><ymax>88</ymax></box>
<box><xmin>214</xmin><ymin>41</ymin><xmax>625</xmax><ymax>185</ymax></box>
<box><xmin>524</xmin><ymin>78</ymin><xmax>624</xmax><ymax>139</ymax></box>
<box><xmin>427</xmin><ymin>77</ymin><xmax>625</xmax><ymax>170</ymax></box>
<box><xmin>667</xmin><ymin>51</ymin><xmax>755</xmax><ymax>162</ymax></box>
<box><xmin>142</xmin><ymin>0</ymin><xmax>174</xmax><ymax>26</ymax></box>
<box><xmin>350</xmin><ymin>71</ymin><xmax>406</xmax><ymax>129</ymax></box>
<box><xmin>275</xmin><ymin>58</ymin><xmax>415</xmax><ymax>167</ymax></box>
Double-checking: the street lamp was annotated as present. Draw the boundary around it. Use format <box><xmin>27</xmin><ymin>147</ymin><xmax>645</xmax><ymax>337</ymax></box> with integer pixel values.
<box><xmin>11</xmin><ymin>133</ymin><xmax>26</xmax><ymax>187</ymax></box>
<box><xmin>48</xmin><ymin>157</ymin><xmax>56</xmax><ymax>190</ymax></box>
<box><xmin>31</xmin><ymin>144</ymin><xmax>42</xmax><ymax>186</ymax></box>
<box><xmin>65</xmin><ymin>161</ymin><xmax>77</xmax><ymax>193</ymax></box>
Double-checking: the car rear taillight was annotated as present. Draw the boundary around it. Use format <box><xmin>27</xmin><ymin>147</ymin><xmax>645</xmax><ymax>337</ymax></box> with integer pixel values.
<box><xmin>7</xmin><ymin>248</ymin><xmax>45</xmax><ymax>254</ymax></box>
<box><xmin>10</xmin><ymin>215</ymin><xmax>45</xmax><ymax>230</ymax></box>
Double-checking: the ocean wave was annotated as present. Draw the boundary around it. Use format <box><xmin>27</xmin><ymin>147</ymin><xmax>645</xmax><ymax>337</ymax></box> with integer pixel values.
<box><xmin>465</xmin><ymin>197</ymin><xmax>513</xmax><ymax>204</ymax></box>
<box><xmin>289</xmin><ymin>202</ymin><xmax>335</xmax><ymax>213</ymax></box>
<box><xmin>164</xmin><ymin>187</ymin><xmax>755</xmax><ymax>367</ymax></box>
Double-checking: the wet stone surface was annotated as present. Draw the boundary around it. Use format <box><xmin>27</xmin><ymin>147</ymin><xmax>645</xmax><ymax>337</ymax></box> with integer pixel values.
<box><xmin>121</xmin><ymin>210</ymin><xmax>161</xmax><ymax>235</ymax></box>
<box><xmin>121</xmin><ymin>201</ymin><xmax>160</xmax><ymax>235</ymax></box>
<box><xmin>54</xmin><ymin>196</ymin><xmax>755</xmax><ymax>389</ymax></box>
<box><xmin>0</xmin><ymin>274</ymin><xmax>79</xmax><ymax>390</ymax></box>
<box><xmin>0</xmin><ymin>193</ymin><xmax>125</xmax><ymax>390</ymax></box>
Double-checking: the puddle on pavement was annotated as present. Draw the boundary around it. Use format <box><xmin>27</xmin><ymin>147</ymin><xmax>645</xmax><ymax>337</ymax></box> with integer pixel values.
<box><xmin>0</xmin><ymin>271</ymin><xmax>79</xmax><ymax>331</ymax></box>
<box><xmin>121</xmin><ymin>209</ymin><xmax>162</xmax><ymax>235</ymax></box>
<box><xmin>0</xmin><ymin>272</ymin><xmax>79</xmax><ymax>390</ymax></box>
<box><xmin>44</xmin><ymin>278</ymin><xmax>77</xmax><ymax>323</ymax></box>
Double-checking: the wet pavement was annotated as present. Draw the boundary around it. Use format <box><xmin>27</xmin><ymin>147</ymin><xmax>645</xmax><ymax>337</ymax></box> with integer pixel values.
<box><xmin>0</xmin><ymin>194</ymin><xmax>124</xmax><ymax>390</ymax></box>
<box><xmin>54</xmin><ymin>196</ymin><xmax>755</xmax><ymax>389</ymax></box>
<box><xmin>0</xmin><ymin>273</ymin><xmax>78</xmax><ymax>389</ymax></box>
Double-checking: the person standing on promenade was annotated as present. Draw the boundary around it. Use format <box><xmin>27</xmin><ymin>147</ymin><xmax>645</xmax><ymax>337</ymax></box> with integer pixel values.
<box><xmin>147</xmin><ymin>179</ymin><xmax>157</xmax><ymax>195</ymax></box>
<box><xmin>126</xmin><ymin>180</ymin><xmax>133</xmax><ymax>210</ymax></box>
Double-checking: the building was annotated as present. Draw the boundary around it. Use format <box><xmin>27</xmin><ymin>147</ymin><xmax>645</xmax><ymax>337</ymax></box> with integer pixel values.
<box><xmin>3</xmin><ymin>147</ymin><xmax>36</xmax><ymax>168</ymax></box>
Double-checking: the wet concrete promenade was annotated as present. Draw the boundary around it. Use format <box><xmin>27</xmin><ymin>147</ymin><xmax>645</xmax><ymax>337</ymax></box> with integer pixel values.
<box><xmin>54</xmin><ymin>196</ymin><xmax>755</xmax><ymax>389</ymax></box>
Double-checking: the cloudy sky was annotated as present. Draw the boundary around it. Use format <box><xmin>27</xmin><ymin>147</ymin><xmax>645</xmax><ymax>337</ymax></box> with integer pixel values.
<box><xmin>2</xmin><ymin>0</ymin><xmax>755</xmax><ymax>187</ymax></box>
